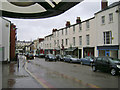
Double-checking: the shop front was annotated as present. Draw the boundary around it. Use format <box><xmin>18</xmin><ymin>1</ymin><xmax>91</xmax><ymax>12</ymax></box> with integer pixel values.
<box><xmin>83</xmin><ymin>47</ymin><xmax>94</xmax><ymax>58</ymax></box>
<box><xmin>65</xmin><ymin>47</ymin><xmax>78</xmax><ymax>57</ymax></box>
<box><xmin>97</xmin><ymin>45</ymin><xmax>119</xmax><ymax>58</ymax></box>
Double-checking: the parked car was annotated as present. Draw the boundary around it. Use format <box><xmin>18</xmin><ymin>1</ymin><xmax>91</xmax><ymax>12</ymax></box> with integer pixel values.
<box><xmin>80</xmin><ymin>56</ymin><xmax>94</xmax><ymax>66</ymax></box>
<box><xmin>35</xmin><ymin>54</ymin><xmax>39</xmax><ymax>57</ymax></box>
<box><xmin>92</xmin><ymin>56</ymin><xmax>120</xmax><ymax>76</ymax></box>
<box><xmin>45</xmin><ymin>54</ymin><xmax>56</xmax><ymax>61</ymax></box>
<box><xmin>56</xmin><ymin>54</ymin><xmax>64</xmax><ymax>61</ymax></box>
<box><xmin>38</xmin><ymin>53</ymin><xmax>45</xmax><ymax>58</ymax></box>
<box><xmin>26</xmin><ymin>53</ymin><xmax>34</xmax><ymax>60</ymax></box>
<box><xmin>63</xmin><ymin>55</ymin><xmax>80</xmax><ymax>63</ymax></box>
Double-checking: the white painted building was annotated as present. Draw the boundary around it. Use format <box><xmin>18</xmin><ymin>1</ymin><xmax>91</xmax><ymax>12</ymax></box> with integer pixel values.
<box><xmin>39</xmin><ymin>1</ymin><xmax>120</xmax><ymax>59</ymax></box>
<box><xmin>0</xmin><ymin>17</ymin><xmax>11</xmax><ymax>61</ymax></box>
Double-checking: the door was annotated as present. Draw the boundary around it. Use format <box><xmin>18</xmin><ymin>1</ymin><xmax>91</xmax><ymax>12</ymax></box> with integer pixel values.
<box><xmin>105</xmin><ymin>51</ymin><xmax>110</xmax><ymax>56</ymax></box>
<box><xmin>101</xmin><ymin>57</ymin><xmax>109</xmax><ymax>71</ymax></box>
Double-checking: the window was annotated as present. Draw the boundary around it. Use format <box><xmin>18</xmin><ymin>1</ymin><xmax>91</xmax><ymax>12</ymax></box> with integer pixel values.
<box><xmin>79</xmin><ymin>36</ymin><xmax>82</xmax><ymax>45</ymax></box>
<box><xmin>54</xmin><ymin>40</ymin><xmax>56</xmax><ymax>45</ymax></box>
<box><xmin>109</xmin><ymin>13</ymin><xmax>113</xmax><ymax>22</ymax></box>
<box><xmin>73</xmin><ymin>26</ymin><xmax>75</xmax><ymax>34</ymax></box>
<box><xmin>86</xmin><ymin>21</ymin><xmax>89</xmax><ymax>29</ymax></box>
<box><xmin>62</xmin><ymin>29</ymin><xmax>64</xmax><ymax>35</ymax></box>
<box><xmin>86</xmin><ymin>35</ymin><xmax>90</xmax><ymax>45</ymax></box>
<box><xmin>57</xmin><ymin>31</ymin><xmax>59</xmax><ymax>37</ymax></box>
<box><xmin>62</xmin><ymin>39</ymin><xmax>64</xmax><ymax>45</ymax></box>
<box><xmin>79</xmin><ymin>24</ymin><xmax>82</xmax><ymax>31</ymax></box>
<box><xmin>50</xmin><ymin>43</ymin><xmax>51</xmax><ymax>48</ymax></box>
<box><xmin>66</xmin><ymin>39</ymin><xmax>68</xmax><ymax>46</ymax></box>
<box><xmin>57</xmin><ymin>40</ymin><xmax>59</xmax><ymax>46</ymax></box>
<box><xmin>101</xmin><ymin>16</ymin><xmax>105</xmax><ymax>24</ymax></box>
<box><xmin>73</xmin><ymin>37</ymin><xmax>75</xmax><ymax>46</ymax></box>
<box><xmin>65</xmin><ymin>28</ymin><xmax>67</xmax><ymax>35</ymax></box>
<box><xmin>103</xmin><ymin>31</ymin><xmax>112</xmax><ymax>44</ymax></box>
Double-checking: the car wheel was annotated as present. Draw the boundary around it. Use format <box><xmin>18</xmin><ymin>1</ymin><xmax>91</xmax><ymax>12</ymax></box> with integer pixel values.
<box><xmin>81</xmin><ymin>61</ymin><xmax>83</xmax><ymax>65</ymax></box>
<box><xmin>92</xmin><ymin>66</ymin><xmax>97</xmax><ymax>72</ymax></box>
<box><xmin>110</xmin><ymin>68</ymin><xmax>117</xmax><ymax>76</ymax></box>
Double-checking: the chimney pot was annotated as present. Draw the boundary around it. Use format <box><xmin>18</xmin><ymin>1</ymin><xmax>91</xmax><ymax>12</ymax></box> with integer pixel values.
<box><xmin>66</xmin><ymin>21</ymin><xmax>70</xmax><ymax>27</ymax></box>
<box><xmin>76</xmin><ymin>17</ymin><xmax>81</xmax><ymax>24</ymax></box>
<box><xmin>101</xmin><ymin>0</ymin><xmax>108</xmax><ymax>10</ymax></box>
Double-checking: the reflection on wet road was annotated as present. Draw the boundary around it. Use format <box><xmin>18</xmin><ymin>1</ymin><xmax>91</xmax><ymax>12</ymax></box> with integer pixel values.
<box><xmin>2</xmin><ymin>55</ymin><xmax>119</xmax><ymax>88</ymax></box>
<box><xmin>26</xmin><ymin>57</ymin><xmax>119</xmax><ymax>88</ymax></box>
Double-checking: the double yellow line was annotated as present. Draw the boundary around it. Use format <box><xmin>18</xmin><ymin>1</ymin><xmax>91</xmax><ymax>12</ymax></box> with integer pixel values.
<box><xmin>24</xmin><ymin>62</ymin><xmax>50</xmax><ymax>88</ymax></box>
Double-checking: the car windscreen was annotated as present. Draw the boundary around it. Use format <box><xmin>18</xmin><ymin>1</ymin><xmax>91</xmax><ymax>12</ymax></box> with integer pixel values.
<box><xmin>49</xmin><ymin>54</ymin><xmax>55</xmax><ymax>57</ymax></box>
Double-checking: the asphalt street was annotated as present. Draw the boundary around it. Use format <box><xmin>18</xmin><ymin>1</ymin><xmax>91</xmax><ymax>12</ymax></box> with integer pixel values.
<box><xmin>1</xmin><ymin>55</ymin><xmax>120</xmax><ymax>89</ymax></box>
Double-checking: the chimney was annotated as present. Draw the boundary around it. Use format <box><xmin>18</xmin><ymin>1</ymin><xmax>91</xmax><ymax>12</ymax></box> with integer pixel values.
<box><xmin>52</xmin><ymin>29</ymin><xmax>57</xmax><ymax>32</ymax></box>
<box><xmin>66</xmin><ymin>21</ymin><xmax>70</xmax><ymax>27</ymax></box>
<box><xmin>76</xmin><ymin>17</ymin><xmax>81</xmax><ymax>24</ymax></box>
<box><xmin>101</xmin><ymin>0</ymin><xmax>108</xmax><ymax>10</ymax></box>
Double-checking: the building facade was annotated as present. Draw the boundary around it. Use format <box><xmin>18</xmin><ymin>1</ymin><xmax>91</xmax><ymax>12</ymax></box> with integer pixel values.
<box><xmin>38</xmin><ymin>1</ymin><xmax>120</xmax><ymax>59</ymax></box>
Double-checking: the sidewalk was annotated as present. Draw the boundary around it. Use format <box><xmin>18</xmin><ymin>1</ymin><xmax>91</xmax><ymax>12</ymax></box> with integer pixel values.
<box><xmin>2</xmin><ymin>55</ymin><xmax>42</xmax><ymax>88</ymax></box>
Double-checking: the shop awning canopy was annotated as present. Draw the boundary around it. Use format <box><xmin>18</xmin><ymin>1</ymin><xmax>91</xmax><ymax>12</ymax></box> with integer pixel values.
<box><xmin>0</xmin><ymin>0</ymin><xmax>83</xmax><ymax>19</ymax></box>
<box><xmin>65</xmin><ymin>47</ymin><xmax>77</xmax><ymax>52</ymax></box>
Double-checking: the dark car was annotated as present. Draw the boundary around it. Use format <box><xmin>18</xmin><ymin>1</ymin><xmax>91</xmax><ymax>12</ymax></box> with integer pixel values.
<box><xmin>56</xmin><ymin>54</ymin><xmax>64</xmax><ymax>61</ymax></box>
<box><xmin>45</xmin><ymin>54</ymin><xmax>56</xmax><ymax>61</ymax></box>
<box><xmin>26</xmin><ymin>53</ymin><xmax>34</xmax><ymax>60</ymax></box>
<box><xmin>63</xmin><ymin>55</ymin><xmax>80</xmax><ymax>63</ymax></box>
<box><xmin>92</xmin><ymin>56</ymin><xmax>120</xmax><ymax>76</ymax></box>
<box><xmin>80</xmin><ymin>56</ymin><xmax>94</xmax><ymax>66</ymax></box>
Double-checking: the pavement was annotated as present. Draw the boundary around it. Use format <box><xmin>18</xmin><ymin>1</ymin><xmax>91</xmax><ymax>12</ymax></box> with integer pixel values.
<box><xmin>1</xmin><ymin>55</ymin><xmax>42</xmax><ymax>89</ymax></box>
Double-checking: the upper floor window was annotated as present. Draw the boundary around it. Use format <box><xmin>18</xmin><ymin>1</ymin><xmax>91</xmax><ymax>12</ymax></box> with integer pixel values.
<box><xmin>79</xmin><ymin>24</ymin><xmax>82</xmax><ymax>31</ymax></box>
<box><xmin>62</xmin><ymin>39</ymin><xmax>64</xmax><ymax>45</ymax></box>
<box><xmin>62</xmin><ymin>29</ymin><xmax>64</xmax><ymax>35</ymax></box>
<box><xmin>79</xmin><ymin>36</ymin><xmax>82</xmax><ymax>45</ymax></box>
<box><xmin>86</xmin><ymin>35</ymin><xmax>90</xmax><ymax>45</ymax></box>
<box><xmin>109</xmin><ymin>13</ymin><xmax>113</xmax><ymax>22</ymax></box>
<box><xmin>50</xmin><ymin>43</ymin><xmax>51</xmax><ymax>48</ymax></box>
<box><xmin>65</xmin><ymin>28</ymin><xmax>67</xmax><ymax>35</ymax></box>
<box><xmin>73</xmin><ymin>37</ymin><xmax>75</xmax><ymax>46</ymax></box>
<box><xmin>57</xmin><ymin>40</ymin><xmax>59</xmax><ymax>46</ymax></box>
<box><xmin>66</xmin><ymin>39</ymin><xmax>68</xmax><ymax>46</ymax></box>
<box><xmin>101</xmin><ymin>16</ymin><xmax>105</xmax><ymax>24</ymax></box>
<box><xmin>103</xmin><ymin>31</ymin><xmax>112</xmax><ymax>44</ymax></box>
<box><xmin>86</xmin><ymin>21</ymin><xmax>89</xmax><ymax>29</ymax></box>
<box><xmin>57</xmin><ymin>31</ymin><xmax>59</xmax><ymax>37</ymax></box>
<box><xmin>73</xmin><ymin>26</ymin><xmax>75</xmax><ymax>34</ymax></box>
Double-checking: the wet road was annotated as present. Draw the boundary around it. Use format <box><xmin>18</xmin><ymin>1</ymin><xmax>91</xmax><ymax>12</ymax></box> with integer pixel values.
<box><xmin>2</xmin><ymin>55</ymin><xmax>119</xmax><ymax>89</ymax></box>
<box><xmin>26</xmin><ymin>56</ymin><xmax>119</xmax><ymax>88</ymax></box>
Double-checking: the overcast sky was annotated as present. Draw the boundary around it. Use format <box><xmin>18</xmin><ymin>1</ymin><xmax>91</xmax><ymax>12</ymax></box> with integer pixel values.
<box><xmin>6</xmin><ymin>0</ymin><xmax>120</xmax><ymax>41</ymax></box>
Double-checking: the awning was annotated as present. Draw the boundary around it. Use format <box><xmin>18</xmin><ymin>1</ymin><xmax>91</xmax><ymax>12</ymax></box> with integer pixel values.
<box><xmin>65</xmin><ymin>47</ymin><xmax>77</xmax><ymax>52</ymax></box>
<box><xmin>97</xmin><ymin>45</ymin><xmax>119</xmax><ymax>50</ymax></box>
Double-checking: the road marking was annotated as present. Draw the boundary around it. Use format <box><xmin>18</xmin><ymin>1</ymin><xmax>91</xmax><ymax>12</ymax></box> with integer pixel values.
<box><xmin>24</xmin><ymin>62</ymin><xmax>54</xmax><ymax>88</ymax></box>
<box><xmin>32</xmin><ymin>61</ymin><xmax>100</xmax><ymax>88</ymax></box>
